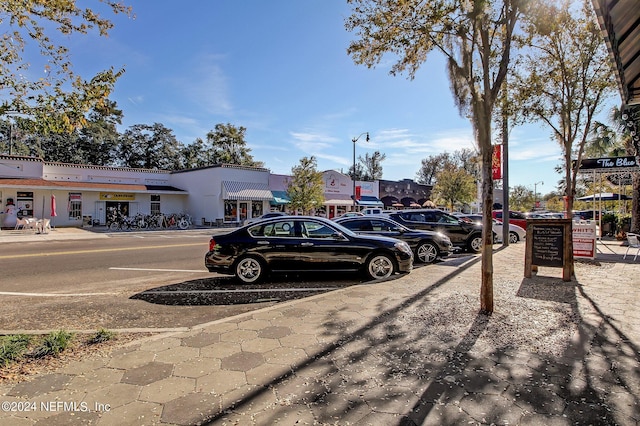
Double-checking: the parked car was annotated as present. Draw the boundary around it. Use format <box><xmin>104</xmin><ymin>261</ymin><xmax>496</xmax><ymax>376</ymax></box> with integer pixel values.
<box><xmin>384</xmin><ymin>209</ymin><xmax>484</xmax><ymax>253</ymax></box>
<box><xmin>458</xmin><ymin>214</ymin><xmax>526</xmax><ymax>244</ymax></box>
<box><xmin>492</xmin><ymin>210</ymin><xmax>528</xmax><ymax>230</ymax></box>
<box><xmin>361</xmin><ymin>207</ymin><xmax>384</xmax><ymax>215</ymax></box>
<box><xmin>243</xmin><ymin>211</ymin><xmax>288</xmax><ymax>226</ymax></box>
<box><xmin>332</xmin><ymin>212</ymin><xmax>365</xmax><ymax>220</ymax></box>
<box><xmin>205</xmin><ymin>216</ymin><xmax>414</xmax><ymax>283</ymax></box>
<box><xmin>334</xmin><ymin>216</ymin><xmax>454</xmax><ymax>263</ymax></box>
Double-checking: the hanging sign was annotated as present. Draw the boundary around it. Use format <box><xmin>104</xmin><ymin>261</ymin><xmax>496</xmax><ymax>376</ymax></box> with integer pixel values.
<box><xmin>492</xmin><ymin>145</ymin><xmax>502</xmax><ymax>180</ymax></box>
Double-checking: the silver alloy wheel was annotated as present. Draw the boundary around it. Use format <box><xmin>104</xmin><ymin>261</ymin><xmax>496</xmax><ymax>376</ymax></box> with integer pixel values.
<box><xmin>235</xmin><ymin>257</ymin><xmax>263</xmax><ymax>283</ymax></box>
<box><xmin>469</xmin><ymin>235</ymin><xmax>483</xmax><ymax>253</ymax></box>
<box><xmin>509</xmin><ymin>232</ymin><xmax>519</xmax><ymax>244</ymax></box>
<box><xmin>366</xmin><ymin>254</ymin><xmax>394</xmax><ymax>280</ymax></box>
<box><xmin>417</xmin><ymin>242</ymin><xmax>438</xmax><ymax>263</ymax></box>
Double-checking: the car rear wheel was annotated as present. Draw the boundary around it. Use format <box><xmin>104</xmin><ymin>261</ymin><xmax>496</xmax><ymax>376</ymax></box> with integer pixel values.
<box><xmin>235</xmin><ymin>256</ymin><xmax>265</xmax><ymax>283</ymax></box>
<box><xmin>509</xmin><ymin>231</ymin><xmax>519</xmax><ymax>244</ymax></box>
<box><xmin>416</xmin><ymin>242</ymin><xmax>438</xmax><ymax>264</ymax></box>
<box><xmin>467</xmin><ymin>234</ymin><xmax>483</xmax><ymax>253</ymax></box>
<box><xmin>365</xmin><ymin>253</ymin><xmax>395</xmax><ymax>280</ymax></box>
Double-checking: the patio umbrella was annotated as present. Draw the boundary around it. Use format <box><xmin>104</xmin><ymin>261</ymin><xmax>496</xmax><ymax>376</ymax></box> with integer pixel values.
<box><xmin>577</xmin><ymin>192</ymin><xmax>631</xmax><ymax>201</ymax></box>
<box><xmin>51</xmin><ymin>194</ymin><xmax>57</xmax><ymax>217</ymax></box>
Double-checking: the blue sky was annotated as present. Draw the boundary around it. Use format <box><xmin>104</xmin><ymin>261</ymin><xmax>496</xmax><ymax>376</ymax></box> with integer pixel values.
<box><xmin>54</xmin><ymin>1</ymin><xmax>618</xmax><ymax>195</ymax></box>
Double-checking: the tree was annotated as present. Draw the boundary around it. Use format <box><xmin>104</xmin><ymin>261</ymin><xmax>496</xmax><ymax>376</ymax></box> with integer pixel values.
<box><xmin>287</xmin><ymin>156</ymin><xmax>325</xmax><ymax>215</ymax></box>
<box><xmin>509</xmin><ymin>185</ymin><xmax>534</xmax><ymax>211</ymax></box>
<box><xmin>347</xmin><ymin>163</ymin><xmax>366</xmax><ymax>181</ymax></box>
<box><xmin>416</xmin><ymin>153</ymin><xmax>455</xmax><ymax>185</ymax></box>
<box><xmin>511</xmin><ymin>0</ymin><xmax>615</xmax><ymax>218</ymax></box>
<box><xmin>360</xmin><ymin>150</ymin><xmax>386</xmax><ymax>180</ymax></box>
<box><xmin>117</xmin><ymin>123</ymin><xmax>184</xmax><ymax>170</ymax></box>
<box><xmin>181</xmin><ymin>138</ymin><xmax>210</xmax><ymax>169</ymax></box>
<box><xmin>347</xmin><ymin>0</ymin><xmax>523</xmax><ymax>313</ymax></box>
<box><xmin>76</xmin><ymin>100</ymin><xmax>123</xmax><ymax>165</ymax></box>
<box><xmin>206</xmin><ymin>123</ymin><xmax>264</xmax><ymax>167</ymax></box>
<box><xmin>433</xmin><ymin>166</ymin><xmax>477</xmax><ymax>211</ymax></box>
<box><xmin>1</xmin><ymin>1</ymin><xmax>131</xmax><ymax>132</ymax></box>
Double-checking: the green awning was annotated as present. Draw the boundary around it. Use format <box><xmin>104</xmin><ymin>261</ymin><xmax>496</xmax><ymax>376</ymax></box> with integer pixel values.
<box><xmin>271</xmin><ymin>190</ymin><xmax>290</xmax><ymax>205</ymax></box>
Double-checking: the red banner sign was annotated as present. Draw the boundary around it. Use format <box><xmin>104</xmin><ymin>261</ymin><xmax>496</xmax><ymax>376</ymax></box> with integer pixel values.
<box><xmin>492</xmin><ymin>145</ymin><xmax>502</xmax><ymax>180</ymax></box>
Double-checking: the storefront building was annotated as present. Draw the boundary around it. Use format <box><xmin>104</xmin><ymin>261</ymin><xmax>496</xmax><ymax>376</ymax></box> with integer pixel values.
<box><xmin>1</xmin><ymin>155</ymin><xmax>413</xmax><ymax>229</ymax></box>
<box><xmin>1</xmin><ymin>155</ymin><xmax>187</xmax><ymax>228</ymax></box>
<box><xmin>379</xmin><ymin>178</ymin><xmax>432</xmax><ymax>208</ymax></box>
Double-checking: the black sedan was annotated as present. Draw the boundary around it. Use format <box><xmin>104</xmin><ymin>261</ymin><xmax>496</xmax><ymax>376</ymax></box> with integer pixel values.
<box><xmin>334</xmin><ymin>216</ymin><xmax>454</xmax><ymax>263</ymax></box>
<box><xmin>205</xmin><ymin>216</ymin><xmax>414</xmax><ymax>283</ymax></box>
<box><xmin>386</xmin><ymin>209</ymin><xmax>483</xmax><ymax>253</ymax></box>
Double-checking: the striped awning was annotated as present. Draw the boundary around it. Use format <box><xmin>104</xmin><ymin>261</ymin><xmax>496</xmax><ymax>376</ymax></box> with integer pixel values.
<box><xmin>222</xmin><ymin>181</ymin><xmax>273</xmax><ymax>201</ymax></box>
<box><xmin>324</xmin><ymin>194</ymin><xmax>353</xmax><ymax>206</ymax></box>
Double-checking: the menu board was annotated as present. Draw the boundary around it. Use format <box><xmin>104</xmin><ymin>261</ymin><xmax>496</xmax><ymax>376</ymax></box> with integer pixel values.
<box><xmin>531</xmin><ymin>224</ymin><xmax>564</xmax><ymax>267</ymax></box>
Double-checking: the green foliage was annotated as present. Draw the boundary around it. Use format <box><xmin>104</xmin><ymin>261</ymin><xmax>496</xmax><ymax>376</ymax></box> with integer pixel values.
<box><xmin>0</xmin><ymin>334</ymin><xmax>32</xmax><ymax>367</ymax></box>
<box><xmin>89</xmin><ymin>329</ymin><xmax>115</xmax><ymax>344</ymax></box>
<box><xmin>206</xmin><ymin>123</ymin><xmax>264</xmax><ymax>168</ymax></box>
<box><xmin>1</xmin><ymin>1</ymin><xmax>132</xmax><ymax>133</ymax></box>
<box><xmin>509</xmin><ymin>185</ymin><xmax>534</xmax><ymax>211</ymax></box>
<box><xmin>417</xmin><ymin>149</ymin><xmax>480</xmax><ymax>186</ymax></box>
<box><xmin>31</xmin><ymin>330</ymin><xmax>75</xmax><ymax>358</ymax></box>
<box><xmin>117</xmin><ymin>123</ymin><xmax>185</xmax><ymax>170</ymax></box>
<box><xmin>511</xmin><ymin>0</ymin><xmax>616</xmax><ymax>206</ymax></box>
<box><xmin>433</xmin><ymin>166</ymin><xmax>476</xmax><ymax>211</ymax></box>
<box><xmin>287</xmin><ymin>156</ymin><xmax>325</xmax><ymax>214</ymax></box>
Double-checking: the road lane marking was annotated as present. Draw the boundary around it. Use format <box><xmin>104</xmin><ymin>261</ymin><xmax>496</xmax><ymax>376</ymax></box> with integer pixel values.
<box><xmin>0</xmin><ymin>291</ymin><xmax>117</xmax><ymax>297</ymax></box>
<box><xmin>0</xmin><ymin>243</ymin><xmax>204</xmax><ymax>259</ymax></box>
<box><xmin>110</xmin><ymin>267</ymin><xmax>208</xmax><ymax>273</ymax></box>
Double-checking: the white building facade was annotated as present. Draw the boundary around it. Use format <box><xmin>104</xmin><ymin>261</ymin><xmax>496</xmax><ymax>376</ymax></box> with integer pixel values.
<box><xmin>1</xmin><ymin>156</ymin><xmax>382</xmax><ymax>228</ymax></box>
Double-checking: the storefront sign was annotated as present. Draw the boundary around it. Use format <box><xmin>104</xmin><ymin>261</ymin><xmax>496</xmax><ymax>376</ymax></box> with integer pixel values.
<box><xmin>99</xmin><ymin>192</ymin><xmax>136</xmax><ymax>201</ymax></box>
<box><xmin>576</xmin><ymin>156</ymin><xmax>639</xmax><ymax>171</ymax></box>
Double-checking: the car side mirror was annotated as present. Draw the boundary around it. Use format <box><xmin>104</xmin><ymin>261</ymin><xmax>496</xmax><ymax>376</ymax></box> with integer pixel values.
<box><xmin>332</xmin><ymin>232</ymin><xmax>346</xmax><ymax>240</ymax></box>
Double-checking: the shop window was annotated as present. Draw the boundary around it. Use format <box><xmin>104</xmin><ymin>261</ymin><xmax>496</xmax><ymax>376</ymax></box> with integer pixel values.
<box><xmin>151</xmin><ymin>195</ymin><xmax>161</xmax><ymax>215</ymax></box>
<box><xmin>224</xmin><ymin>200</ymin><xmax>237</xmax><ymax>222</ymax></box>
<box><xmin>251</xmin><ymin>201</ymin><xmax>263</xmax><ymax>218</ymax></box>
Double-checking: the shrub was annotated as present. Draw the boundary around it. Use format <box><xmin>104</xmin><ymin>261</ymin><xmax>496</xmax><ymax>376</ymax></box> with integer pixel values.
<box><xmin>89</xmin><ymin>328</ymin><xmax>115</xmax><ymax>344</ymax></box>
<box><xmin>31</xmin><ymin>330</ymin><xmax>74</xmax><ymax>358</ymax></box>
<box><xmin>0</xmin><ymin>335</ymin><xmax>33</xmax><ymax>367</ymax></box>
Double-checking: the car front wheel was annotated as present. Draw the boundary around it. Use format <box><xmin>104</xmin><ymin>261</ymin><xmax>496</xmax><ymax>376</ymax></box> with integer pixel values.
<box><xmin>509</xmin><ymin>231</ymin><xmax>519</xmax><ymax>244</ymax></box>
<box><xmin>365</xmin><ymin>253</ymin><xmax>395</xmax><ymax>280</ymax></box>
<box><xmin>416</xmin><ymin>242</ymin><xmax>438</xmax><ymax>264</ymax></box>
<box><xmin>235</xmin><ymin>256</ymin><xmax>265</xmax><ymax>283</ymax></box>
<box><xmin>467</xmin><ymin>234</ymin><xmax>483</xmax><ymax>253</ymax></box>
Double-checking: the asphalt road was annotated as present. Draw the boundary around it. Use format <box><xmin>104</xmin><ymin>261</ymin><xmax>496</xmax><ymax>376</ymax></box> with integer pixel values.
<box><xmin>0</xmin><ymin>230</ymin><xmax>380</xmax><ymax>332</ymax></box>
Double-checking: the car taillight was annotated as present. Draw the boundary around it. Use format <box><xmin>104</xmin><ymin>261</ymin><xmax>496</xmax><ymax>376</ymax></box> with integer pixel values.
<box><xmin>209</xmin><ymin>238</ymin><xmax>216</xmax><ymax>252</ymax></box>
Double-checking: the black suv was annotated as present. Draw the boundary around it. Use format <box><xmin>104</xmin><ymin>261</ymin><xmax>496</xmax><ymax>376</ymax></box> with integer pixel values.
<box><xmin>386</xmin><ymin>209</ymin><xmax>483</xmax><ymax>253</ymax></box>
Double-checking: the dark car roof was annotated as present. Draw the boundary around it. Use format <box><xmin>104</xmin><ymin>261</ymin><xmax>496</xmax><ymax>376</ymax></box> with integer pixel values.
<box><xmin>226</xmin><ymin>215</ymin><xmax>405</xmax><ymax>245</ymax></box>
<box><xmin>335</xmin><ymin>216</ymin><xmax>440</xmax><ymax>236</ymax></box>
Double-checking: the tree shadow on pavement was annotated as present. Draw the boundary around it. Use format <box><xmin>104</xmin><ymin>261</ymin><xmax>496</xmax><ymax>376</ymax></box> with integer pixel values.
<box><xmin>202</xmin><ymin>251</ymin><xmax>639</xmax><ymax>425</ymax></box>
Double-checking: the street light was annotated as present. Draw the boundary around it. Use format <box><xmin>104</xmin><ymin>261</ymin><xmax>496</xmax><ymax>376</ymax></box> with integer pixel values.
<box><xmin>352</xmin><ymin>132</ymin><xmax>369</xmax><ymax>210</ymax></box>
<box><xmin>534</xmin><ymin>181</ymin><xmax>543</xmax><ymax>210</ymax></box>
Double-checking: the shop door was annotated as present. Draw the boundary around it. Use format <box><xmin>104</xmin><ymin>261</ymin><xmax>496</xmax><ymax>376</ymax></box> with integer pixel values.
<box><xmin>239</xmin><ymin>202</ymin><xmax>248</xmax><ymax>222</ymax></box>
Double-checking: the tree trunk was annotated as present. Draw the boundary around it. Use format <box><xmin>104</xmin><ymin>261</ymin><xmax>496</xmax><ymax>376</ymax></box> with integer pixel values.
<box><xmin>478</xmin><ymin>119</ymin><xmax>494</xmax><ymax>314</ymax></box>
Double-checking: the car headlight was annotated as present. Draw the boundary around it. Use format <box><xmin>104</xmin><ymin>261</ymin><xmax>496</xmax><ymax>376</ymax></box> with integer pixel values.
<box><xmin>394</xmin><ymin>241</ymin><xmax>413</xmax><ymax>256</ymax></box>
